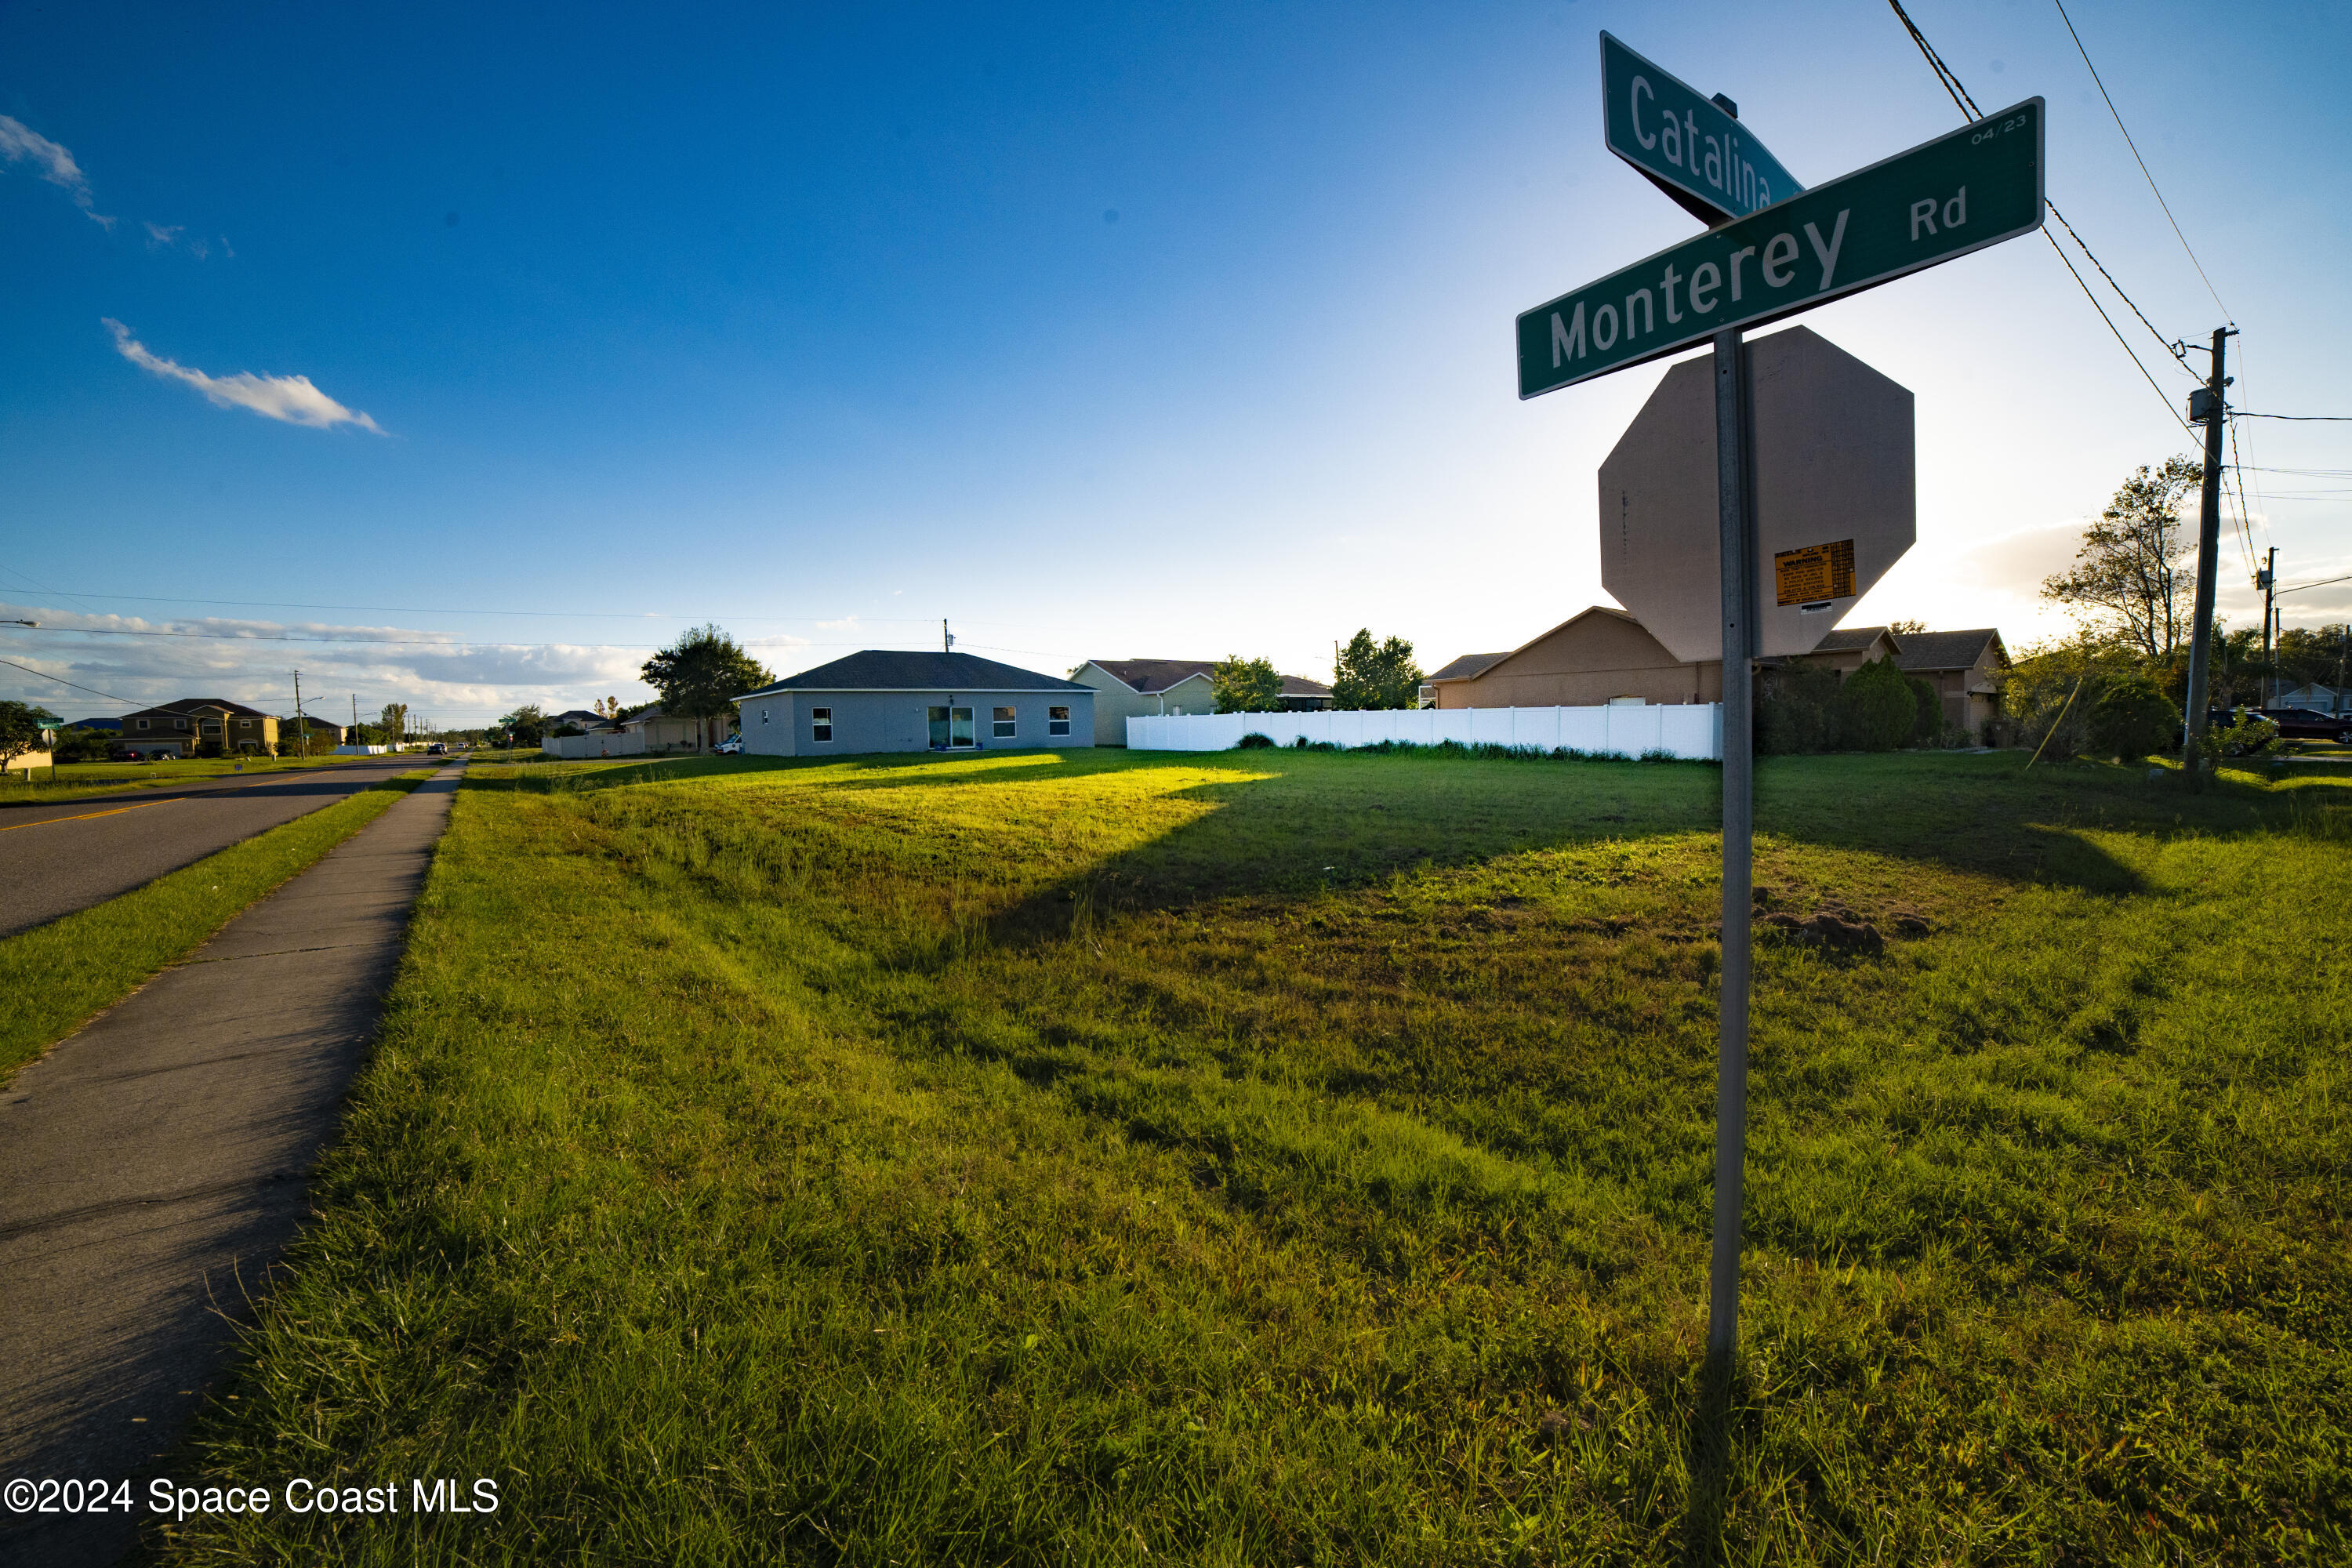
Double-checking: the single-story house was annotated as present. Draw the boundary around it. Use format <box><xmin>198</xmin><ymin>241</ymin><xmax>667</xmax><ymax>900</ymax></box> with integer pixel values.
<box><xmin>543</xmin><ymin>709</ymin><xmax>607</xmax><ymax>732</ymax></box>
<box><xmin>282</xmin><ymin>716</ymin><xmax>345</xmax><ymax>750</ymax></box>
<box><xmin>1417</xmin><ymin>652</ymin><xmax>1508</xmax><ymax>707</ymax></box>
<box><xmin>66</xmin><ymin>717</ymin><xmax>123</xmax><ymax>734</ymax></box>
<box><xmin>737</xmin><ymin>650</ymin><xmax>1094</xmax><ymax>758</ymax></box>
<box><xmin>1070</xmin><ymin>659</ymin><xmax>1334</xmax><ymax>746</ymax></box>
<box><xmin>1425</xmin><ymin>608</ymin><xmax>1728</xmax><ymax>709</ymax></box>
<box><xmin>2275</xmin><ymin>682</ymin><xmax>2348</xmax><ymax>714</ymax></box>
<box><xmin>617</xmin><ymin>706</ymin><xmax>727</xmax><ymax>751</ymax></box>
<box><xmin>1888</xmin><ymin>627</ymin><xmax>2008</xmax><ymax>731</ymax></box>
<box><xmin>114</xmin><ymin>698</ymin><xmax>278</xmax><ymax>757</ymax></box>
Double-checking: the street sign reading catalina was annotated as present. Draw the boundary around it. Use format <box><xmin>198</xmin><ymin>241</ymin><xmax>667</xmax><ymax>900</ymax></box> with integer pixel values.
<box><xmin>1600</xmin><ymin>32</ymin><xmax>1801</xmax><ymax>225</ymax></box>
<box><xmin>1518</xmin><ymin>34</ymin><xmax>2048</xmax><ymax>1403</ymax></box>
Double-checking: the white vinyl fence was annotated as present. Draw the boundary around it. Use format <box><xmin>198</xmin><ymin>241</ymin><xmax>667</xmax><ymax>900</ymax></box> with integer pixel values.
<box><xmin>1127</xmin><ymin>704</ymin><xmax>1722</xmax><ymax>760</ymax></box>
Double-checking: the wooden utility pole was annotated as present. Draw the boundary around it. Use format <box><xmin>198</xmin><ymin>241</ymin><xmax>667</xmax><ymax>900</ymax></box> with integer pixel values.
<box><xmin>2258</xmin><ymin>547</ymin><xmax>2277</xmax><ymax>709</ymax></box>
<box><xmin>292</xmin><ymin>670</ymin><xmax>307</xmax><ymax>758</ymax></box>
<box><xmin>2179</xmin><ymin>326</ymin><xmax>2235</xmax><ymax>786</ymax></box>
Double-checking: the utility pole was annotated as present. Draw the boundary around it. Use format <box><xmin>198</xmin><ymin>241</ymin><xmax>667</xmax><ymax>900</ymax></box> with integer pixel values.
<box><xmin>2258</xmin><ymin>547</ymin><xmax>2277</xmax><ymax>710</ymax></box>
<box><xmin>942</xmin><ymin>619</ymin><xmax>953</xmax><ymax>653</ymax></box>
<box><xmin>1706</xmin><ymin>323</ymin><xmax>1756</xmax><ymax>1385</ymax></box>
<box><xmin>2178</xmin><ymin>325</ymin><xmax>2235</xmax><ymax>788</ymax></box>
<box><xmin>292</xmin><ymin>670</ymin><xmax>307</xmax><ymax>759</ymax></box>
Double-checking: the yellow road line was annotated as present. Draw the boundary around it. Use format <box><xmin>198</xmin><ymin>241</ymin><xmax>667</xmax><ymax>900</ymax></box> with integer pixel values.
<box><xmin>0</xmin><ymin>799</ymin><xmax>177</xmax><ymax>833</ymax></box>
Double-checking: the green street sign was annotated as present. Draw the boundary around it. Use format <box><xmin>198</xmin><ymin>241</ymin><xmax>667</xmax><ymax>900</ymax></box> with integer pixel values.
<box><xmin>1519</xmin><ymin>99</ymin><xmax>2045</xmax><ymax>399</ymax></box>
<box><xmin>1601</xmin><ymin>32</ymin><xmax>1799</xmax><ymax>226</ymax></box>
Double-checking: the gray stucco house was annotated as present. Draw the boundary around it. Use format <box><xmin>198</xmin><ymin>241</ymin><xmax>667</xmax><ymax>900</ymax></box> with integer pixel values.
<box><xmin>735</xmin><ymin>650</ymin><xmax>1095</xmax><ymax>758</ymax></box>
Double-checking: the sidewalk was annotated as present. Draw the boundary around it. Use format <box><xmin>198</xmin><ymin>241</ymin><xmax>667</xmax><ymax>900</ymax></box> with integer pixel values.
<box><xmin>0</xmin><ymin>764</ymin><xmax>463</xmax><ymax>1566</ymax></box>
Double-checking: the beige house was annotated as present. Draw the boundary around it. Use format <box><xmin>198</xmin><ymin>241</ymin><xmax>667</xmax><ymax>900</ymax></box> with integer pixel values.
<box><xmin>1072</xmin><ymin>659</ymin><xmax>1334</xmax><ymax>746</ymax></box>
<box><xmin>1889</xmin><ymin>628</ymin><xmax>2008</xmax><ymax>731</ymax></box>
<box><xmin>619</xmin><ymin>706</ymin><xmax>728</xmax><ymax>752</ymax></box>
<box><xmin>116</xmin><ymin>699</ymin><xmax>279</xmax><ymax>757</ymax></box>
<box><xmin>1425</xmin><ymin>608</ymin><xmax>1726</xmax><ymax>710</ymax></box>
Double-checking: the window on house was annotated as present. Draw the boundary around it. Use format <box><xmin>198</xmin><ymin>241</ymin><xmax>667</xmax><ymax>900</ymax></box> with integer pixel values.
<box><xmin>137</xmin><ymin>719</ymin><xmax>150</xmax><ymax>731</ymax></box>
<box><xmin>176</xmin><ymin>718</ymin><xmax>188</xmax><ymax>730</ymax></box>
<box><xmin>993</xmin><ymin>706</ymin><xmax>1016</xmax><ymax>739</ymax></box>
<box><xmin>239</xmin><ymin>718</ymin><xmax>252</xmax><ymax>728</ymax></box>
<box><xmin>811</xmin><ymin>706</ymin><xmax>833</xmax><ymax>743</ymax></box>
<box><xmin>950</xmin><ymin>706</ymin><xmax>975</xmax><ymax>747</ymax></box>
<box><xmin>1047</xmin><ymin>706</ymin><xmax>1071</xmax><ymax>737</ymax></box>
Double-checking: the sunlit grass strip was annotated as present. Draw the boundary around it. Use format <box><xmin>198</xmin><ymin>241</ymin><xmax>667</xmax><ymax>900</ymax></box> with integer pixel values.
<box><xmin>0</xmin><ymin>770</ymin><xmax>433</xmax><ymax>1082</ymax></box>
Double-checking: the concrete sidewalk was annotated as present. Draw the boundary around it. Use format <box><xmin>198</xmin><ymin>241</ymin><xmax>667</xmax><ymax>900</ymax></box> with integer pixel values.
<box><xmin>0</xmin><ymin>764</ymin><xmax>464</xmax><ymax>1566</ymax></box>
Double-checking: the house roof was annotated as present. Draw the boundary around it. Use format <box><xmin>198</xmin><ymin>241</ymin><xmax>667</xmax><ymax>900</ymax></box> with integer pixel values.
<box><xmin>741</xmin><ymin>649</ymin><xmax>1091</xmax><ymax>697</ymax></box>
<box><xmin>546</xmin><ymin>709</ymin><xmax>606</xmax><ymax>726</ymax></box>
<box><xmin>1889</xmin><ymin>629</ymin><xmax>2006</xmax><ymax>673</ymax></box>
<box><xmin>1083</xmin><ymin>659</ymin><xmax>1330</xmax><ymax>697</ymax></box>
<box><xmin>123</xmin><ymin>697</ymin><xmax>272</xmax><ymax>720</ymax></box>
<box><xmin>66</xmin><ymin>717</ymin><xmax>122</xmax><ymax>731</ymax></box>
<box><xmin>1425</xmin><ymin>652</ymin><xmax>1511</xmax><ymax>684</ymax></box>
<box><xmin>1813</xmin><ymin>626</ymin><xmax>1898</xmax><ymax>654</ymax></box>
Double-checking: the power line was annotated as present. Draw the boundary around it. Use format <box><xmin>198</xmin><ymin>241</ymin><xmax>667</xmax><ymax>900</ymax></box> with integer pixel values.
<box><xmin>0</xmin><ymin>657</ymin><xmax>139</xmax><ymax>706</ymax></box>
<box><xmin>5</xmin><ymin>624</ymin><xmax>880</xmax><ymax>652</ymax></box>
<box><xmin>2050</xmin><ymin>0</ymin><xmax>2230</xmax><ymax>318</ymax></box>
<box><xmin>1885</xmin><ymin>0</ymin><xmax>2194</xmax><ymax>422</ymax></box>
<box><xmin>0</xmin><ymin>587</ymin><xmax>1011</xmax><ymax>626</ymax></box>
<box><xmin>2235</xmin><ymin>412</ymin><xmax>2352</xmax><ymax>423</ymax></box>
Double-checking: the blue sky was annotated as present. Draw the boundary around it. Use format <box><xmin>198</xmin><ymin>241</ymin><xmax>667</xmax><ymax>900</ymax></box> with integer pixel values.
<box><xmin>4</xmin><ymin>0</ymin><xmax>2347</xmax><ymax>724</ymax></box>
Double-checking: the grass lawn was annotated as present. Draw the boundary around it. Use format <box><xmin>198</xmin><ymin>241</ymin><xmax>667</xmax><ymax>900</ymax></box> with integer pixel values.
<box><xmin>158</xmin><ymin>748</ymin><xmax>2349</xmax><ymax>1564</ymax></box>
<box><xmin>0</xmin><ymin>752</ymin><xmax>392</xmax><ymax>809</ymax></box>
<box><xmin>0</xmin><ymin>769</ymin><xmax>434</xmax><ymax>1082</ymax></box>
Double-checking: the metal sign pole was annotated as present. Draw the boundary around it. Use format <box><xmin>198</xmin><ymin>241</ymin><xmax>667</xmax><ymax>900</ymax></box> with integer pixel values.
<box><xmin>1707</xmin><ymin>325</ymin><xmax>1755</xmax><ymax>1379</ymax></box>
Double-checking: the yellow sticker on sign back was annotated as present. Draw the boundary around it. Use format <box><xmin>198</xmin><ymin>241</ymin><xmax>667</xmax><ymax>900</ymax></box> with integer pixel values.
<box><xmin>1774</xmin><ymin>539</ymin><xmax>1857</xmax><ymax>607</ymax></box>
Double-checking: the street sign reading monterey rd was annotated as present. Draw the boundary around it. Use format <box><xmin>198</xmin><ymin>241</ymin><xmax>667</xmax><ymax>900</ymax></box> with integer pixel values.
<box><xmin>1600</xmin><ymin>32</ymin><xmax>1801</xmax><ymax>226</ymax></box>
<box><xmin>1519</xmin><ymin>99</ymin><xmax>2044</xmax><ymax>399</ymax></box>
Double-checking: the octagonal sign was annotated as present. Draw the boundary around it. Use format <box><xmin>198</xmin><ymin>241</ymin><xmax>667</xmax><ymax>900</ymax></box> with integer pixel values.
<box><xmin>1597</xmin><ymin>325</ymin><xmax>1915</xmax><ymax>662</ymax></box>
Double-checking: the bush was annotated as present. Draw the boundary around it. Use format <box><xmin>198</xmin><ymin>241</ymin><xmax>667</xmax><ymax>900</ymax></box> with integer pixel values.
<box><xmin>2087</xmin><ymin>677</ymin><xmax>2180</xmax><ymax>760</ymax></box>
<box><xmin>1759</xmin><ymin>664</ymin><xmax>1843</xmax><ymax>755</ymax></box>
<box><xmin>1907</xmin><ymin>677</ymin><xmax>1944</xmax><ymax>746</ymax></box>
<box><xmin>53</xmin><ymin>726</ymin><xmax>114</xmax><ymax>763</ymax></box>
<box><xmin>1841</xmin><ymin>657</ymin><xmax>1915</xmax><ymax>752</ymax></box>
<box><xmin>1235</xmin><ymin>732</ymin><xmax>1276</xmax><ymax>750</ymax></box>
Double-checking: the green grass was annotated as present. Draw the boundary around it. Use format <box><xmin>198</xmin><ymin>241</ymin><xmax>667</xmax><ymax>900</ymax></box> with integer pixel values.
<box><xmin>155</xmin><ymin>748</ymin><xmax>2350</xmax><ymax>1564</ymax></box>
<box><xmin>0</xmin><ymin>769</ymin><xmax>434</xmax><ymax>1081</ymax></box>
<box><xmin>0</xmin><ymin>752</ymin><xmax>391</xmax><ymax>808</ymax></box>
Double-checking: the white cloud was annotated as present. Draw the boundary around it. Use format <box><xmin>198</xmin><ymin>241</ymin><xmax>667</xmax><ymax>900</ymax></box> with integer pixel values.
<box><xmin>104</xmin><ymin>319</ymin><xmax>386</xmax><ymax>434</ymax></box>
<box><xmin>0</xmin><ymin>114</ymin><xmax>114</xmax><ymax>227</ymax></box>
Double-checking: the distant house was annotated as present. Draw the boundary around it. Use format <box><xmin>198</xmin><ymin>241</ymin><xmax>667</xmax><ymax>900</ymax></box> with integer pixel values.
<box><xmin>282</xmin><ymin>716</ymin><xmax>344</xmax><ymax>750</ymax></box>
<box><xmin>544</xmin><ymin>709</ymin><xmax>606</xmax><ymax>732</ymax></box>
<box><xmin>1425</xmin><ymin>608</ymin><xmax>1727</xmax><ymax>709</ymax></box>
<box><xmin>114</xmin><ymin>698</ymin><xmax>278</xmax><ymax>757</ymax></box>
<box><xmin>1887</xmin><ymin>627</ymin><xmax>2009</xmax><ymax>732</ymax></box>
<box><xmin>65</xmin><ymin>717</ymin><xmax>123</xmax><ymax>734</ymax></box>
<box><xmin>737</xmin><ymin>650</ymin><xmax>1094</xmax><ymax>758</ymax></box>
<box><xmin>2274</xmin><ymin>682</ymin><xmax>2347</xmax><ymax>715</ymax></box>
<box><xmin>1071</xmin><ymin>659</ymin><xmax>1333</xmax><ymax>746</ymax></box>
<box><xmin>618</xmin><ymin>706</ymin><xmax>724</xmax><ymax>752</ymax></box>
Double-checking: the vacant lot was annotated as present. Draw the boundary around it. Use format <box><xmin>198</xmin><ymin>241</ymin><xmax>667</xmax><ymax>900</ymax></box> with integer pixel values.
<box><xmin>160</xmin><ymin>749</ymin><xmax>2349</xmax><ymax>1564</ymax></box>
<box><xmin>0</xmin><ymin>753</ymin><xmax>381</xmax><ymax>808</ymax></box>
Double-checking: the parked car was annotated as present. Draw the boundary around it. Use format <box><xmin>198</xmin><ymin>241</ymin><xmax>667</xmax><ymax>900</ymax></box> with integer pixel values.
<box><xmin>714</xmin><ymin>737</ymin><xmax>742</xmax><ymax>755</ymax></box>
<box><xmin>424</xmin><ymin>741</ymin><xmax>448</xmax><ymax>755</ymax></box>
<box><xmin>2258</xmin><ymin>706</ymin><xmax>2352</xmax><ymax>745</ymax></box>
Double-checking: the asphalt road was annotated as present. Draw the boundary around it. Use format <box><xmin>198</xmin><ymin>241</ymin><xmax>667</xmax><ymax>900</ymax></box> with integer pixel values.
<box><xmin>0</xmin><ymin>759</ymin><xmax>429</xmax><ymax>938</ymax></box>
<box><xmin>0</xmin><ymin>765</ymin><xmax>463</xmax><ymax>1566</ymax></box>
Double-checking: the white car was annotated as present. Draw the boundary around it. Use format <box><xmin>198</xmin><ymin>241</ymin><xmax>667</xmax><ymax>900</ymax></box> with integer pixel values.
<box><xmin>714</xmin><ymin>737</ymin><xmax>742</xmax><ymax>755</ymax></box>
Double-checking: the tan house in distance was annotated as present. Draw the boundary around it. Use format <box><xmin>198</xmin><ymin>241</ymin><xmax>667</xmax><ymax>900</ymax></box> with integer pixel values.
<box><xmin>1072</xmin><ymin>659</ymin><xmax>1334</xmax><ymax>746</ymax></box>
<box><xmin>116</xmin><ymin>699</ymin><xmax>279</xmax><ymax>757</ymax></box>
<box><xmin>1890</xmin><ymin>628</ymin><xmax>2008</xmax><ymax>731</ymax></box>
<box><xmin>1425</xmin><ymin>608</ymin><xmax>1729</xmax><ymax>710</ymax></box>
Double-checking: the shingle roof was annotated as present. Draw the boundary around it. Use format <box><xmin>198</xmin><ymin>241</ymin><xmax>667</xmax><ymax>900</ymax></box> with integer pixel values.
<box><xmin>1814</xmin><ymin>626</ymin><xmax>1895</xmax><ymax>654</ymax></box>
<box><xmin>742</xmin><ymin>650</ymin><xmax>1091</xmax><ymax>697</ymax></box>
<box><xmin>1425</xmin><ymin>652</ymin><xmax>1510</xmax><ymax>683</ymax></box>
<box><xmin>1890</xmin><ymin>629</ymin><xmax>2005</xmax><ymax>673</ymax></box>
<box><xmin>1084</xmin><ymin>659</ymin><xmax>1331</xmax><ymax>697</ymax></box>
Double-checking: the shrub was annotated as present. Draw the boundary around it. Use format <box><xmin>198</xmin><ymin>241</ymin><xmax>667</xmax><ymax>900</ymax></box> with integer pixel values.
<box><xmin>1840</xmin><ymin>657</ymin><xmax>1916</xmax><ymax>752</ymax></box>
<box><xmin>1907</xmin><ymin>677</ymin><xmax>1944</xmax><ymax>746</ymax></box>
<box><xmin>1759</xmin><ymin>664</ymin><xmax>1843</xmax><ymax>755</ymax></box>
<box><xmin>1235</xmin><ymin>732</ymin><xmax>1276</xmax><ymax>750</ymax></box>
<box><xmin>2087</xmin><ymin>676</ymin><xmax>2180</xmax><ymax>760</ymax></box>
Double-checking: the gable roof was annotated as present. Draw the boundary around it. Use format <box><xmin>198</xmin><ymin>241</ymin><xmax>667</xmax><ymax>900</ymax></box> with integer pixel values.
<box><xmin>741</xmin><ymin>649</ymin><xmax>1091</xmax><ymax>698</ymax></box>
<box><xmin>1081</xmin><ymin>659</ymin><xmax>1331</xmax><ymax>698</ymax></box>
<box><xmin>66</xmin><ymin>717</ymin><xmax>123</xmax><ymax>731</ymax></box>
<box><xmin>1425</xmin><ymin>652</ymin><xmax>1510</xmax><ymax>684</ymax></box>
<box><xmin>1813</xmin><ymin>626</ymin><xmax>1897</xmax><ymax>654</ymax></box>
<box><xmin>1442</xmin><ymin>605</ymin><xmax>1677</xmax><ymax>684</ymax></box>
<box><xmin>1890</xmin><ymin>629</ymin><xmax>2006</xmax><ymax>673</ymax></box>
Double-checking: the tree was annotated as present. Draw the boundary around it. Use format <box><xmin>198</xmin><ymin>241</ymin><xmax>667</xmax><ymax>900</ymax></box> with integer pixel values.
<box><xmin>592</xmin><ymin>695</ymin><xmax>624</xmax><ymax>721</ymax></box>
<box><xmin>1838</xmin><ymin>657</ymin><xmax>1915</xmax><ymax>752</ymax></box>
<box><xmin>2041</xmin><ymin>456</ymin><xmax>2201</xmax><ymax>660</ymax></box>
<box><xmin>1212</xmin><ymin>655</ymin><xmax>1283</xmax><ymax>713</ymax></box>
<box><xmin>0</xmin><ymin>702</ymin><xmax>64</xmax><ymax>770</ymax></box>
<box><xmin>1889</xmin><ymin>618</ymin><xmax>1927</xmax><ymax>637</ymax></box>
<box><xmin>1331</xmin><ymin>629</ymin><xmax>1423</xmax><ymax>710</ymax></box>
<box><xmin>498</xmin><ymin>704</ymin><xmax>546</xmax><ymax>746</ymax></box>
<box><xmin>379</xmin><ymin>702</ymin><xmax>410</xmax><ymax>750</ymax></box>
<box><xmin>641</xmin><ymin>624</ymin><xmax>773</xmax><ymax>746</ymax></box>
